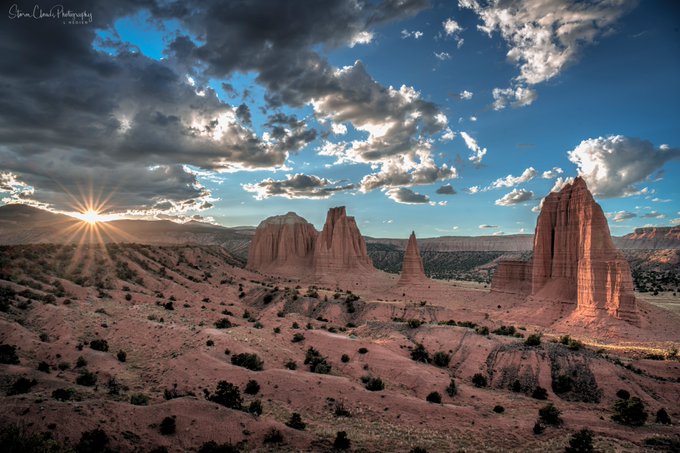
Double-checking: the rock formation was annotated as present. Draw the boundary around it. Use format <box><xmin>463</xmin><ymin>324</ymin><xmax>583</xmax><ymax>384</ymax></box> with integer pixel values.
<box><xmin>313</xmin><ymin>207</ymin><xmax>375</xmax><ymax>277</ymax></box>
<box><xmin>246</xmin><ymin>212</ymin><xmax>317</xmax><ymax>275</ymax></box>
<box><xmin>491</xmin><ymin>260</ymin><xmax>531</xmax><ymax>295</ymax></box>
<box><xmin>398</xmin><ymin>231</ymin><xmax>428</xmax><ymax>285</ymax></box>
<box><xmin>492</xmin><ymin>177</ymin><xmax>638</xmax><ymax>323</ymax></box>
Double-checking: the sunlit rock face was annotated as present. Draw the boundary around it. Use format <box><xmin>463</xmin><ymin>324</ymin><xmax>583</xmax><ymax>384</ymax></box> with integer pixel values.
<box><xmin>313</xmin><ymin>206</ymin><xmax>375</xmax><ymax>278</ymax></box>
<box><xmin>246</xmin><ymin>212</ymin><xmax>317</xmax><ymax>275</ymax></box>
<box><xmin>398</xmin><ymin>231</ymin><xmax>428</xmax><ymax>286</ymax></box>
<box><xmin>492</xmin><ymin>177</ymin><xmax>638</xmax><ymax>324</ymax></box>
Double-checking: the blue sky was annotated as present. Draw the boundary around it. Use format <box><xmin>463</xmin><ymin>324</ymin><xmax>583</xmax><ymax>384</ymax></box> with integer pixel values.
<box><xmin>1</xmin><ymin>0</ymin><xmax>678</xmax><ymax>237</ymax></box>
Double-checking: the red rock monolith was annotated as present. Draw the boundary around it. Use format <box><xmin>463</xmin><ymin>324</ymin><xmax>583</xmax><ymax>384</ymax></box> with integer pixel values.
<box><xmin>398</xmin><ymin>231</ymin><xmax>428</xmax><ymax>285</ymax></box>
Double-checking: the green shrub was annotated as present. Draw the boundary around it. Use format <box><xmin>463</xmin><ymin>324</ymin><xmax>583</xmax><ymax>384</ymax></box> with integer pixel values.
<box><xmin>76</xmin><ymin>428</ymin><xmax>109</xmax><ymax>453</ymax></box>
<box><xmin>206</xmin><ymin>380</ymin><xmax>242</xmax><ymax>410</ymax></box>
<box><xmin>525</xmin><ymin>334</ymin><xmax>542</xmax><ymax>346</ymax></box>
<box><xmin>0</xmin><ymin>344</ymin><xmax>20</xmax><ymax>364</ymax></box>
<box><xmin>475</xmin><ymin>325</ymin><xmax>489</xmax><ymax>335</ymax></box>
<box><xmin>341</xmin><ymin>354</ymin><xmax>350</xmax><ymax>363</ymax></box>
<box><xmin>334</xmin><ymin>431</ymin><xmax>351</xmax><ymax>450</ymax></box>
<box><xmin>76</xmin><ymin>356</ymin><xmax>87</xmax><ymax>368</ymax></box>
<box><xmin>533</xmin><ymin>421</ymin><xmax>545</xmax><ymax>434</ymax></box>
<box><xmin>493</xmin><ymin>405</ymin><xmax>505</xmax><ymax>413</ymax></box>
<box><xmin>492</xmin><ymin>325</ymin><xmax>516</xmax><ymax>336</ymax></box>
<box><xmin>407</xmin><ymin>319</ymin><xmax>422</xmax><ymax>328</ymax></box>
<box><xmin>612</xmin><ymin>397</ymin><xmax>647</xmax><ymax>426</ymax></box>
<box><xmin>116</xmin><ymin>350</ymin><xmax>127</xmax><ymax>362</ymax></box>
<box><xmin>38</xmin><ymin>361</ymin><xmax>51</xmax><ymax>373</ymax></box>
<box><xmin>52</xmin><ymin>388</ymin><xmax>76</xmax><ymax>401</ymax></box>
<box><xmin>472</xmin><ymin>373</ymin><xmax>487</xmax><ymax>388</ymax></box>
<box><xmin>231</xmin><ymin>353</ymin><xmax>263</xmax><ymax>371</ymax></box>
<box><xmin>215</xmin><ymin>318</ymin><xmax>234</xmax><ymax>329</ymax></box>
<box><xmin>432</xmin><ymin>351</ymin><xmax>450</xmax><ymax>368</ymax></box>
<box><xmin>656</xmin><ymin>408</ymin><xmax>671</xmax><ymax>424</ymax></box>
<box><xmin>553</xmin><ymin>374</ymin><xmax>573</xmax><ymax>394</ymax></box>
<box><xmin>292</xmin><ymin>333</ymin><xmax>305</xmax><ymax>343</ymax></box>
<box><xmin>426</xmin><ymin>391</ymin><xmax>442</xmax><ymax>403</ymax></box>
<box><xmin>197</xmin><ymin>441</ymin><xmax>240</xmax><ymax>453</ymax></box>
<box><xmin>445</xmin><ymin>379</ymin><xmax>457</xmax><ymax>397</ymax></box>
<box><xmin>7</xmin><ymin>377</ymin><xmax>37</xmax><ymax>396</ymax></box>
<box><xmin>532</xmin><ymin>386</ymin><xmax>548</xmax><ymax>400</ymax></box>
<box><xmin>616</xmin><ymin>389</ymin><xmax>630</xmax><ymax>400</ymax></box>
<box><xmin>304</xmin><ymin>347</ymin><xmax>331</xmax><ymax>374</ymax></box>
<box><xmin>565</xmin><ymin>429</ymin><xmax>594</xmax><ymax>453</ymax></box>
<box><xmin>160</xmin><ymin>416</ymin><xmax>176</xmax><ymax>435</ymax></box>
<box><xmin>538</xmin><ymin>403</ymin><xmax>562</xmax><ymax>425</ymax></box>
<box><xmin>248</xmin><ymin>399</ymin><xmax>262</xmax><ymax>416</ymax></box>
<box><xmin>358</xmin><ymin>347</ymin><xmax>368</xmax><ymax>354</ymax></box>
<box><xmin>89</xmin><ymin>339</ymin><xmax>109</xmax><ymax>352</ymax></box>
<box><xmin>76</xmin><ymin>370</ymin><xmax>97</xmax><ymax>386</ymax></box>
<box><xmin>130</xmin><ymin>393</ymin><xmax>149</xmax><ymax>406</ymax></box>
<box><xmin>286</xmin><ymin>412</ymin><xmax>306</xmax><ymax>430</ymax></box>
<box><xmin>284</xmin><ymin>359</ymin><xmax>297</xmax><ymax>370</ymax></box>
<box><xmin>244</xmin><ymin>379</ymin><xmax>260</xmax><ymax>395</ymax></box>
<box><xmin>363</xmin><ymin>376</ymin><xmax>385</xmax><ymax>391</ymax></box>
<box><xmin>263</xmin><ymin>428</ymin><xmax>283</xmax><ymax>444</ymax></box>
<box><xmin>410</xmin><ymin>343</ymin><xmax>430</xmax><ymax>363</ymax></box>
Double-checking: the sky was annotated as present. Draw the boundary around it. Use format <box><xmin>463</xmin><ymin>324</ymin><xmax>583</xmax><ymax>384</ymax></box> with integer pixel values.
<box><xmin>1</xmin><ymin>0</ymin><xmax>679</xmax><ymax>237</ymax></box>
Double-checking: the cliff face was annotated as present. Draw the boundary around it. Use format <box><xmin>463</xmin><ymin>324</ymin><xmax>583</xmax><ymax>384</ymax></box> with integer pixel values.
<box><xmin>398</xmin><ymin>231</ymin><xmax>427</xmax><ymax>285</ymax></box>
<box><xmin>492</xmin><ymin>177</ymin><xmax>638</xmax><ymax>324</ymax></box>
<box><xmin>246</xmin><ymin>212</ymin><xmax>317</xmax><ymax>274</ymax></box>
<box><xmin>614</xmin><ymin>226</ymin><xmax>680</xmax><ymax>249</ymax></box>
<box><xmin>313</xmin><ymin>207</ymin><xmax>375</xmax><ymax>277</ymax></box>
<box><xmin>491</xmin><ymin>260</ymin><xmax>532</xmax><ymax>295</ymax></box>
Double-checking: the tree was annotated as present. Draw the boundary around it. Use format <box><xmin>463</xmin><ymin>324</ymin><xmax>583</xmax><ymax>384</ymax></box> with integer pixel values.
<box><xmin>160</xmin><ymin>416</ymin><xmax>176</xmax><ymax>435</ymax></box>
<box><xmin>333</xmin><ymin>431</ymin><xmax>351</xmax><ymax>450</ymax></box>
<box><xmin>565</xmin><ymin>429</ymin><xmax>594</xmax><ymax>453</ymax></box>
<box><xmin>207</xmin><ymin>381</ymin><xmax>243</xmax><ymax>410</ymax></box>
<box><xmin>286</xmin><ymin>412</ymin><xmax>306</xmax><ymax>430</ymax></box>
<box><xmin>426</xmin><ymin>391</ymin><xmax>442</xmax><ymax>404</ymax></box>
<box><xmin>612</xmin><ymin>397</ymin><xmax>647</xmax><ymax>426</ymax></box>
<box><xmin>538</xmin><ymin>403</ymin><xmax>562</xmax><ymax>425</ymax></box>
<box><xmin>472</xmin><ymin>373</ymin><xmax>487</xmax><ymax>388</ymax></box>
<box><xmin>230</xmin><ymin>353</ymin><xmax>263</xmax><ymax>371</ymax></box>
<box><xmin>432</xmin><ymin>351</ymin><xmax>451</xmax><ymax>368</ymax></box>
<box><xmin>410</xmin><ymin>343</ymin><xmax>430</xmax><ymax>363</ymax></box>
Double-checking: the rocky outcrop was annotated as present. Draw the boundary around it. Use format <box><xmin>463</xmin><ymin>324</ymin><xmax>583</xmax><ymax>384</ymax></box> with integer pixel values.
<box><xmin>398</xmin><ymin>231</ymin><xmax>428</xmax><ymax>285</ymax></box>
<box><xmin>491</xmin><ymin>260</ymin><xmax>532</xmax><ymax>295</ymax></box>
<box><xmin>313</xmin><ymin>207</ymin><xmax>375</xmax><ymax>277</ymax></box>
<box><xmin>491</xmin><ymin>177</ymin><xmax>638</xmax><ymax>323</ymax></box>
<box><xmin>246</xmin><ymin>212</ymin><xmax>317</xmax><ymax>274</ymax></box>
<box><xmin>614</xmin><ymin>226</ymin><xmax>680</xmax><ymax>250</ymax></box>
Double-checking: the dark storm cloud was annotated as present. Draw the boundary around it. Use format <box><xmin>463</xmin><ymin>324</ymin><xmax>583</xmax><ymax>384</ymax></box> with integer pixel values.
<box><xmin>243</xmin><ymin>174</ymin><xmax>354</xmax><ymax>200</ymax></box>
<box><xmin>0</xmin><ymin>0</ymin><xmax>440</xmax><ymax>214</ymax></box>
<box><xmin>436</xmin><ymin>184</ymin><xmax>456</xmax><ymax>195</ymax></box>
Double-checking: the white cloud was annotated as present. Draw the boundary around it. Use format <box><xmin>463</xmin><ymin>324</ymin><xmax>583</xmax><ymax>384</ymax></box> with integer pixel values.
<box><xmin>443</xmin><ymin>18</ymin><xmax>463</xmax><ymax>36</ymax></box>
<box><xmin>640</xmin><ymin>211</ymin><xmax>666</xmax><ymax>219</ymax></box>
<box><xmin>567</xmin><ymin>135</ymin><xmax>680</xmax><ymax>198</ymax></box>
<box><xmin>349</xmin><ymin>31</ymin><xmax>374</xmax><ymax>47</ymax></box>
<box><xmin>487</xmin><ymin>167</ymin><xmax>536</xmax><ymax>189</ymax></box>
<box><xmin>608</xmin><ymin>211</ymin><xmax>637</xmax><ymax>222</ymax></box>
<box><xmin>495</xmin><ymin>188</ymin><xmax>534</xmax><ymax>206</ymax></box>
<box><xmin>434</xmin><ymin>51</ymin><xmax>451</xmax><ymax>61</ymax></box>
<box><xmin>459</xmin><ymin>90</ymin><xmax>473</xmax><ymax>100</ymax></box>
<box><xmin>460</xmin><ymin>131</ymin><xmax>487</xmax><ymax>165</ymax></box>
<box><xmin>651</xmin><ymin>197</ymin><xmax>671</xmax><ymax>203</ymax></box>
<box><xmin>466</xmin><ymin>185</ymin><xmax>480</xmax><ymax>194</ymax></box>
<box><xmin>469</xmin><ymin>116</ymin><xmax>477</xmax><ymax>122</ymax></box>
<box><xmin>386</xmin><ymin>187</ymin><xmax>431</xmax><ymax>204</ymax></box>
<box><xmin>479</xmin><ymin>224</ymin><xmax>498</xmax><ymax>229</ymax></box>
<box><xmin>671</xmin><ymin>218</ymin><xmax>680</xmax><ymax>225</ymax></box>
<box><xmin>441</xmin><ymin>127</ymin><xmax>456</xmax><ymax>142</ymax></box>
<box><xmin>492</xmin><ymin>231</ymin><xmax>505</xmax><ymax>236</ymax></box>
<box><xmin>460</xmin><ymin>0</ymin><xmax>636</xmax><ymax>85</ymax></box>
<box><xmin>541</xmin><ymin>167</ymin><xmax>564</xmax><ymax>179</ymax></box>
<box><xmin>401</xmin><ymin>29</ymin><xmax>424</xmax><ymax>39</ymax></box>
<box><xmin>492</xmin><ymin>85</ymin><xmax>537</xmax><ymax>110</ymax></box>
<box><xmin>243</xmin><ymin>173</ymin><xmax>353</xmax><ymax>200</ymax></box>
<box><xmin>331</xmin><ymin>122</ymin><xmax>347</xmax><ymax>135</ymax></box>
<box><xmin>550</xmin><ymin>176</ymin><xmax>574</xmax><ymax>193</ymax></box>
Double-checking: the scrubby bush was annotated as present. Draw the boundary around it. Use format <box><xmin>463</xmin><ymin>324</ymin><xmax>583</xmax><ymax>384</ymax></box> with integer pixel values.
<box><xmin>89</xmin><ymin>339</ymin><xmax>109</xmax><ymax>352</ymax></box>
<box><xmin>612</xmin><ymin>397</ymin><xmax>647</xmax><ymax>426</ymax></box>
<box><xmin>407</xmin><ymin>319</ymin><xmax>422</xmax><ymax>328</ymax></box>
<box><xmin>286</xmin><ymin>412</ymin><xmax>306</xmax><ymax>430</ymax></box>
<box><xmin>475</xmin><ymin>325</ymin><xmax>489</xmax><ymax>335</ymax></box>
<box><xmin>410</xmin><ymin>343</ymin><xmax>430</xmax><ymax>363</ymax></box>
<box><xmin>304</xmin><ymin>347</ymin><xmax>331</xmax><ymax>374</ymax></box>
<box><xmin>248</xmin><ymin>399</ymin><xmax>262</xmax><ymax>416</ymax></box>
<box><xmin>76</xmin><ymin>356</ymin><xmax>87</xmax><ymax>368</ymax></box>
<box><xmin>215</xmin><ymin>318</ymin><xmax>234</xmax><ymax>329</ymax></box>
<box><xmin>656</xmin><ymin>408</ymin><xmax>671</xmax><ymax>424</ymax></box>
<box><xmin>532</xmin><ymin>386</ymin><xmax>548</xmax><ymax>400</ymax></box>
<box><xmin>263</xmin><ymin>428</ymin><xmax>283</xmax><ymax>444</ymax></box>
<box><xmin>38</xmin><ymin>361</ymin><xmax>51</xmax><ymax>373</ymax></box>
<box><xmin>76</xmin><ymin>428</ymin><xmax>110</xmax><ymax>453</ymax></box>
<box><xmin>446</xmin><ymin>379</ymin><xmax>457</xmax><ymax>397</ymax></box>
<box><xmin>426</xmin><ymin>391</ymin><xmax>442</xmax><ymax>403</ymax></box>
<box><xmin>533</xmin><ymin>422</ymin><xmax>545</xmax><ymax>434</ymax></box>
<box><xmin>130</xmin><ymin>393</ymin><xmax>149</xmax><ymax>405</ymax></box>
<box><xmin>231</xmin><ymin>353</ymin><xmax>263</xmax><ymax>371</ymax></box>
<box><xmin>292</xmin><ymin>333</ymin><xmax>305</xmax><ymax>343</ymax></box>
<box><xmin>538</xmin><ymin>403</ymin><xmax>562</xmax><ymax>425</ymax></box>
<box><xmin>341</xmin><ymin>354</ymin><xmax>350</xmax><ymax>363</ymax></box>
<box><xmin>565</xmin><ymin>429</ymin><xmax>594</xmax><ymax>453</ymax></box>
<box><xmin>197</xmin><ymin>441</ymin><xmax>240</xmax><ymax>453</ymax></box>
<box><xmin>206</xmin><ymin>380</ymin><xmax>242</xmax><ymax>410</ymax></box>
<box><xmin>492</xmin><ymin>325</ymin><xmax>516</xmax><ymax>336</ymax></box>
<box><xmin>334</xmin><ymin>431</ymin><xmax>351</xmax><ymax>450</ymax></box>
<box><xmin>0</xmin><ymin>344</ymin><xmax>20</xmax><ymax>364</ymax></box>
<box><xmin>284</xmin><ymin>359</ymin><xmax>297</xmax><ymax>370</ymax></box>
<box><xmin>363</xmin><ymin>376</ymin><xmax>385</xmax><ymax>391</ymax></box>
<box><xmin>358</xmin><ymin>347</ymin><xmax>368</xmax><ymax>354</ymax></box>
<box><xmin>52</xmin><ymin>387</ymin><xmax>76</xmax><ymax>401</ymax></box>
<box><xmin>553</xmin><ymin>374</ymin><xmax>573</xmax><ymax>394</ymax></box>
<box><xmin>244</xmin><ymin>379</ymin><xmax>260</xmax><ymax>395</ymax></box>
<box><xmin>432</xmin><ymin>351</ymin><xmax>450</xmax><ymax>368</ymax></box>
<box><xmin>160</xmin><ymin>416</ymin><xmax>176</xmax><ymax>435</ymax></box>
<box><xmin>7</xmin><ymin>377</ymin><xmax>37</xmax><ymax>396</ymax></box>
<box><xmin>263</xmin><ymin>294</ymin><xmax>273</xmax><ymax>304</ymax></box>
<box><xmin>472</xmin><ymin>373</ymin><xmax>487</xmax><ymax>388</ymax></box>
<box><xmin>616</xmin><ymin>389</ymin><xmax>630</xmax><ymax>400</ymax></box>
<box><xmin>525</xmin><ymin>334</ymin><xmax>542</xmax><ymax>346</ymax></box>
<box><xmin>76</xmin><ymin>370</ymin><xmax>97</xmax><ymax>386</ymax></box>
<box><xmin>493</xmin><ymin>405</ymin><xmax>505</xmax><ymax>413</ymax></box>
<box><xmin>206</xmin><ymin>340</ymin><xmax>214</xmax><ymax>347</ymax></box>
<box><xmin>116</xmin><ymin>350</ymin><xmax>127</xmax><ymax>362</ymax></box>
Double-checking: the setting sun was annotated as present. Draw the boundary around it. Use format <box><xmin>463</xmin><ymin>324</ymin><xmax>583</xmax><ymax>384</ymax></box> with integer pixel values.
<box><xmin>80</xmin><ymin>209</ymin><xmax>101</xmax><ymax>225</ymax></box>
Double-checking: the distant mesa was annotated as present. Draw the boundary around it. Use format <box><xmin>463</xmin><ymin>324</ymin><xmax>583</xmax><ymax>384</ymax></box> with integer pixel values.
<box><xmin>246</xmin><ymin>206</ymin><xmax>376</xmax><ymax>280</ymax></box>
<box><xmin>398</xmin><ymin>231</ymin><xmax>428</xmax><ymax>286</ymax></box>
<box><xmin>492</xmin><ymin>176</ymin><xmax>639</xmax><ymax>324</ymax></box>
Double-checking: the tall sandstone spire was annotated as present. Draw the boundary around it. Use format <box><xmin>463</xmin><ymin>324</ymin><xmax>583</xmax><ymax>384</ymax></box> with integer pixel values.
<box><xmin>492</xmin><ymin>177</ymin><xmax>638</xmax><ymax>324</ymax></box>
<box><xmin>246</xmin><ymin>212</ymin><xmax>317</xmax><ymax>275</ymax></box>
<box><xmin>313</xmin><ymin>206</ymin><xmax>375</xmax><ymax>277</ymax></box>
<box><xmin>398</xmin><ymin>231</ymin><xmax>427</xmax><ymax>285</ymax></box>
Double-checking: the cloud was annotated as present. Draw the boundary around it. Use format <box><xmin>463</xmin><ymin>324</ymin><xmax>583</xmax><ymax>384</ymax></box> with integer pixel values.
<box><xmin>243</xmin><ymin>173</ymin><xmax>353</xmax><ymax>200</ymax></box>
<box><xmin>459</xmin><ymin>90</ymin><xmax>473</xmax><ymax>100</ymax></box>
<box><xmin>492</xmin><ymin>231</ymin><xmax>505</xmax><ymax>236</ymax></box>
<box><xmin>442</xmin><ymin>17</ymin><xmax>464</xmax><ymax>47</ymax></box>
<box><xmin>441</xmin><ymin>128</ymin><xmax>456</xmax><ymax>142</ymax></box>
<box><xmin>460</xmin><ymin>132</ymin><xmax>488</xmax><ymax>165</ymax></box>
<box><xmin>385</xmin><ymin>187</ymin><xmax>431</xmax><ymax>204</ymax></box>
<box><xmin>487</xmin><ymin>167</ymin><xmax>536</xmax><ymax>189</ymax></box>
<box><xmin>461</xmin><ymin>0</ymin><xmax>637</xmax><ymax>85</ymax></box>
<box><xmin>495</xmin><ymin>188</ymin><xmax>534</xmax><ymax>206</ymax></box>
<box><xmin>479</xmin><ymin>224</ymin><xmax>498</xmax><ymax>229</ymax></box>
<box><xmin>567</xmin><ymin>135</ymin><xmax>680</xmax><ymax>198</ymax></box>
<box><xmin>401</xmin><ymin>29</ymin><xmax>424</xmax><ymax>39</ymax></box>
<box><xmin>671</xmin><ymin>218</ymin><xmax>680</xmax><ymax>225</ymax></box>
<box><xmin>434</xmin><ymin>51</ymin><xmax>451</xmax><ymax>61</ymax></box>
<box><xmin>436</xmin><ymin>184</ymin><xmax>456</xmax><ymax>195</ymax></box>
<box><xmin>608</xmin><ymin>211</ymin><xmax>637</xmax><ymax>222</ymax></box>
<box><xmin>640</xmin><ymin>211</ymin><xmax>665</xmax><ymax>219</ymax></box>
<box><xmin>465</xmin><ymin>185</ymin><xmax>481</xmax><ymax>194</ymax></box>
<box><xmin>541</xmin><ymin>167</ymin><xmax>564</xmax><ymax>179</ymax></box>
<box><xmin>492</xmin><ymin>86</ymin><xmax>538</xmax><ymax>110</ymax></box>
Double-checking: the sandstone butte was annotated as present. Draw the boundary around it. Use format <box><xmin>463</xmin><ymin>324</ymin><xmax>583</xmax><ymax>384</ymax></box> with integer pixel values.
<box><xmin>246</xmin><ymin>211</ymin><xmax>317</xmax><ymax>276</ymax></box>
<box><xmin>492</xmin><ymin>176</ymin><xmax>639</xmax><ymax>324</ymax></box>
<box><xmin>247</xmin><ymin>207</ymin><xmax>375</xmax><ymax>278</ymax></box>
<box><xmin>398</xmin><ymin>231</ymin><xmax>428</xmax><ymax>285</ymax></box>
